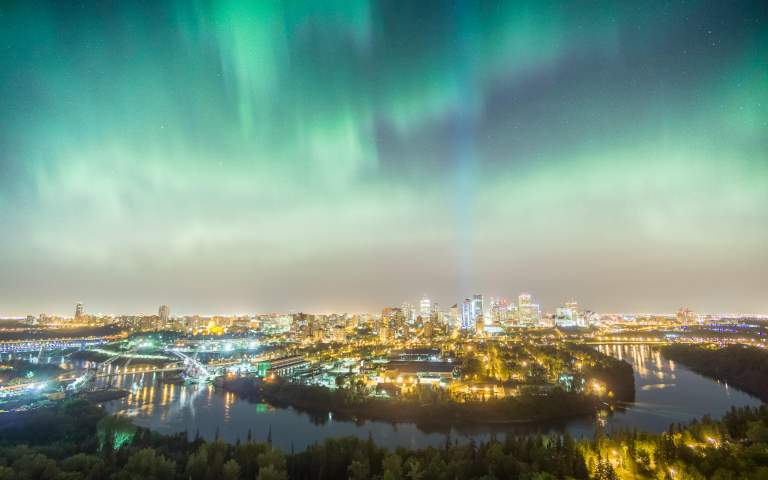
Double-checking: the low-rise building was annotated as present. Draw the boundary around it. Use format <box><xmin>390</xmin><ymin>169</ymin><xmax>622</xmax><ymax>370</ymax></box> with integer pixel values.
<box><xmin>382</xmin><ymin>360</ymin><xmax>458</xmax><ymax>384</ymax></box>
<box><xmin>258</xmin><ymin>356</ymin><xmax>309</xmax><ymax>378</ymax></box>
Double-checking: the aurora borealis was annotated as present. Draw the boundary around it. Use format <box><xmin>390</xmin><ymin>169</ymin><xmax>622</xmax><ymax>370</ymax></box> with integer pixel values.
<box><xmin>0</xmin><ymin>1</ymin><xmax>766</xmax><ymax>316</ymax></box>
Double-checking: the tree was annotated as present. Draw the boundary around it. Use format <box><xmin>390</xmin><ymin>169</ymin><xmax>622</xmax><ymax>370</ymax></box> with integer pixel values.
<box><xmin>257</xmin><ymin>465</ymin><xmax>288</xmax><ymax>480</ymax></box>
<box><xmin>235</xmin><ymin>441</ymin><xmax>270</xmax><ymax>479</ymax></box>
<box><xmin>185</xmin><ymin>445</ymin><xmax>209</xmax><ymax>480</ymax></box>
<box><xmin>114</xmin><ymin>448</ymin><xmax>175</xmax><ymax>480</ymax></box>
<box><xmin>50</xmin><ymin>473</ymin><xmax>84</xmax><ymax>480</ymax></box>
<box><xmin>592</xmin><ymin>455</ymin><xmax>619</xmax><ymax>480</ymax></box>
<box><xmin>382</xmin><ymin>453</ymin><xmax>403</xmax><ymax>480</ymax></box>
<box><xmin>0</xmin><ymin>466</ymin><xmax>15</xmax><ymax>480</ymax></box>
<box><xmin>529</xmin><ymin>474</ymin><xmax>558</xmax><ymax>480</ymax></box>
<box><xmin>347</xmin><ymin>459</ymin><xmax>370</xmax><ymax>480</ymax></box>
<box><xmin>258</xmin><ymin>448</ymin><xmax>287</xmax><ymax>472</ymax></box>
<box><xmin>406</xmin><ymin>457</ymin><xmax>424</xmax><ymax>480</ymax></box>
<box><xmin>423</xmin><ymin>454</ymin><xmax>448</xmax><ymax>480</ymax></box>
<box><xmin>12</xmin><ymin>453</ymin><xmax>60</xmax><ymax>480</ymax></box>
<box><xmin>222</xmin><ymin>459</ymin><xmax>241</xmax><ymax>480</ymax></box>
<box><xmin>747</xmin><ymin>422</ymin><xmax>768</xmax><ymax>444</ymax></box>
<box><xmin>97</xmin><ymin>415</ymin><xmax>137</xmax><ymax>452</ymax></box>
<box><xmin>61</xmin><ymin>453</ymin><xmax>102</xmax><ymax>476</ymax></box>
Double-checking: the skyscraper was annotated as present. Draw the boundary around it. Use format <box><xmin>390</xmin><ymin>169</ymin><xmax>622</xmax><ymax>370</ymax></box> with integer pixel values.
<box><xmin>491</xmin><ymin>298</ymin><xmax>509</xmax><ymax>324</ymax></box>
<box><xmin>75</xmin><ymin>302</ymin><xmax>84</xmax><ymax>319</ymax></box>
<box><xmin>159</xmin><ymin>305</ymin><xmax>170</xmax><ymax>325</ymax></box>
<box><xmin>472</xmin><ymin>294</ymin><xmax>483</xmax><ymax>322</ymax></box>
<box><xmin>419</xmin><ymin>295</ymin><xmax>431</xmax><ymax>317</ymax></box>
<box><xmin>401</xmin><ymin>302</ymin><xmax>416</xmax><ymax>323</ymax></box>
<box><xmin>379</xmin><ymin>323</ymin><xmax>390</xmax><ymax>342</ymax></box>
<box><xmin>484</xmin><ymin>296</ymin><xmax>496</xmax><ymax>320</ymax></box>
<box><xmin>518</xmin><ymin>293</ymin><xmax>532</xmax><ymax>307</ymax></box>
<box><xmin>449</xmin><ymin>304</ymin><xmax>459</xmax><ymax>328</ymax></box>
<box><xmin>555</xmin><ymin>306</ymin><xmax>576</xmax><ymax>327</ymax></box>
<box><xmin>564</xmin><ymin>300</ymin><xmax>584</xmax><ymax>327</ymax></box>
<box><xmin>517</xmin><ymin>293</ymin><xmax>540</xmax><ymax>326</ymax></box>
<box><xmin>460</xmin><ymin>298</ymin><xmax>474</xmax><ymax>330</ymax></box>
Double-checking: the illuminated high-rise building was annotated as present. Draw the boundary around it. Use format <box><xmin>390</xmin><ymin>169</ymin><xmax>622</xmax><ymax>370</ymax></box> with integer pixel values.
<box><xmin>159</xmin><ymin>305</ymin><xmax>170</xmax><ymax>325</ymax></box>
<box><xmin>504</xmin><ymin>303</ymin><xmax>518</xmax><ymax>326</ymax></box>
<box><xmin>379</xmin><ymin>323</ymin><xmax>390</xmax><ymax>342</ymax></box>
<box><xmin>564</xmin><ymin>300</ymin><xmax>586</xmax><ymax>327</ymax></box>
<box><xmin>419</xmin><ymin>295</ymin><xmax>431</xmax><ymax>317</ymax></box>
<box><xmin>484</xmin><ymin>296</ymin><xmax>495</xmax><ymax>320</ymax></box>
<box><xmin>449</xmin><ymin>304</ymin><xmax>459</xmax><ymax>328</ymax></box>
<box><xmin>531</xmin><ymin>303</ymin><xmax>542</xmax><ymax>325</ymax></box>
<box><xmin>676</xmin><ymin>308</ymin><xmax>696</xmax><ymax>324</ymax></box>
<box><xmin>460</xmin><ymin>298</ymin><xmax>474</xmax><ymax>330</ymax></box>
<box><xmin>75</xmin><ymin>302</ymin><xmax>84</xmax><ymax>319</ymax></box>
<box><xmin>382</xmin><ymin>307</ymin><xmax>406</xmax><ymax>337</ymax></box>
<box><xmin>555</xmin><ymin>306</ymin><xmax>576</xmax><ymax>327</ymax></box>
<box><xmin>491</xmin><ymin>299</ymin><xmax>510</xmax><ymax>324</ymax></box>
<box><xmin>471</xmin><ymin>294</ymin><xmax>483</xmax><ymax>322</ymax></box>
<box><xmin>518</xmin><ymin>293</ymin><xmax>532</xmax><ymax>308</ymax></box>
<box><xmin>517</xmin><ymin>293</ymin><xmax>540</xmax><ymax>326</ymax></box>
<box><xmin>401</xmin><ymin>302</ymin><xmax>416</xmax><ymax>323</ymax></box>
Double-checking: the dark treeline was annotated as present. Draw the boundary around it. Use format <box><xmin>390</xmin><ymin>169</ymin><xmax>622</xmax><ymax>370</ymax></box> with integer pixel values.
<box><xmin>0</xmin><ymin>359</ymin><xmax>62</xmax><ymax>384</ymax></box>
<box><xmin>2</xmin><ymin>399</ymin><xmax>768</xmax><ymax>479</ymax></box>
<box><xmin>661</xmin><ymin>344</ymin><xmax>768</xmax><ymax>402</ymax></box>
<box><xmin>223</xmin><ymin>377</ymin><xmax>601</xmax><ymax>427</ymax></box>
<box><xmin>0</xmin><ymin>398</ymin><xmax>589</xmax><ymax>480</ymax></box>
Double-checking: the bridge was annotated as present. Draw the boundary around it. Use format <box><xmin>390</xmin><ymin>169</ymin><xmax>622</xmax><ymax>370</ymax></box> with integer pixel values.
<box><xmin>2</xmin><ymin>343</ymin><xmax>248</xmax><ymax>397</ymax></box>
<box><xmin>580</xmin><ymin>339</ymin><xmax>671</xmax><ymax>345</ymax></box>
<box><xmin>167</xmin><ymin>338</ymin><xmax>261</xmax><ymax>353</ymax></box>
<box><xmin>60</xmin><ymin>346</ymin><xmax>179</xmax><ymax>392</ymax></box>
<box><xmin>167</xmin><ymin>348</ymin><xmax>249</xmax><ymax>382</ymax></box>
<box><xmin>0</xmin><ymin>338</ymin><xmax>109</xmax><ymax>354</ymax></box>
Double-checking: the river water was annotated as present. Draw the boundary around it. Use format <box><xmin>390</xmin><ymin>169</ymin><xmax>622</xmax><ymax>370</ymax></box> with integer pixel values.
<box><xmin>4</xmin><ymin>345</ymin><xmax>762</xmax><ymax>451</ymax></box>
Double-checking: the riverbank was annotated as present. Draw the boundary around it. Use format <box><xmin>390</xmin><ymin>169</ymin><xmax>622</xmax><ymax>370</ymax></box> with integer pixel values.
<box><xmin>85</xmin><ymin>388</ymin><xmax>129</xmax><ymax>403</ymax></box>
<box><xmin>221</xmin><ymin>377</ymin><xmax>604</xmax><ymax>428</ymax></box>
<box><xmin>96</xmin><ymin>344</ymin><xmax>762</xmax><ymax>450</ymax></box>
<box><xmin>4</xmin><ymin>396</ymin><xmax>768</xmax><ymax>479</ymax></box>
<box><xmin>661</xmin><ymin>344</ymin><xmax>768</xmax><ymax>402</ymax></box>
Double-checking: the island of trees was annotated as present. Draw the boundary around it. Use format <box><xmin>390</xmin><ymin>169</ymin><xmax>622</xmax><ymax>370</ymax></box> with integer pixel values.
<box><xmin>223</xmin><ymin>377</ymin><xmax>602</xmax><ymax>427</ymax></box>
<box><xmin>222</xmin><ymin>341</ymin><xmax>635</xmax><ymax>428</ymax></box>
<box><xmin>1</xmin><ymin>398</ymin><xmax>768</xmax><ymax>479</ymax></box>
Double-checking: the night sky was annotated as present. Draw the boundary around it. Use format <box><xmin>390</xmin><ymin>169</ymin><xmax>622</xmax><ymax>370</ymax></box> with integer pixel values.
<box><xmin>1</xmin><ymin>1</ymin><xmax>766</xmax><ymax>316</ymax></box>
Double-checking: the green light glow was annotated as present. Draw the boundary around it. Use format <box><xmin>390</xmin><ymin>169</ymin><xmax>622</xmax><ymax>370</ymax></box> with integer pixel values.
<box><xmin>0</xmin><ymin>1</ymin><xmax>766</xmax><ymax>314</ymax></box>
<box><xmin>113</xmin><ymin>431</ymin><xmax>135</xmax><ymax>451</ymax></box>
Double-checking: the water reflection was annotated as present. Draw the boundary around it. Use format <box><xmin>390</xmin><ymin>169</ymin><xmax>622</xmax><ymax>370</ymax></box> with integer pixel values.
<box><xmin>587</xmin><ymin>344</ymin><xmax>760</xmax><ymax>432</ymax></box>
<box><xmin>3</xmin><ymin>347</ymin><xmax>761</xmax><ymax>451</ymax></box>
<box><xmin>103</xmin><ymin>344</ymin><xmax>761</xmax><ymax>449</ymax></box>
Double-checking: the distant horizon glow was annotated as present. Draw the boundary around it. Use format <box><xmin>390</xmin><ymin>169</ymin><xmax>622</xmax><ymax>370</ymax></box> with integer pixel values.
<box><xmin>4</xmin><ymin>304</ymin><xmax>768</xmax><ymax>321</ymax></box>
<box><xmin>0</xmin><ymin>1</ymin><xmax>766</xmax><ymax>316</ymax></box>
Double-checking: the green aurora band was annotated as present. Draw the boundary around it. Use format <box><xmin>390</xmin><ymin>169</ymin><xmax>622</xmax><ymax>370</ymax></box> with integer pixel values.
<box><xmin>0</xmin><ymin>1</ymin><xmax>766</xmax><ymax>314</ymax></box>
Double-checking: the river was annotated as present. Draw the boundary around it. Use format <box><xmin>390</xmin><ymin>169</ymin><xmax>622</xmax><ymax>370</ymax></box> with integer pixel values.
<box><xmin>3</xmin><ymin>344</ymin><xmax>762</xmax><ymax>451</ymax></box>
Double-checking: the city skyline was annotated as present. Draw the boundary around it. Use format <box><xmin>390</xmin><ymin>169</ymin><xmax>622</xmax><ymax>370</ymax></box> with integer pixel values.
<box><xmin>3</xmin><ymin>287</ymin><xmax>768</xmax><ymax>319</ymax></box>
<box><xmin>1</xmin><ymin>1</ymin><xmax>767</xmax><ymax>316</ymax></box>
<box><xmin>4</xmin><ymin>294</ymin><xmax>767</xmax><ymax>320</ymax></box>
